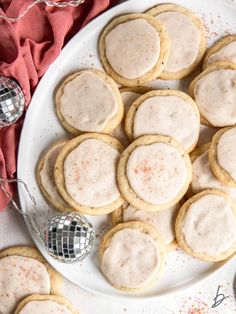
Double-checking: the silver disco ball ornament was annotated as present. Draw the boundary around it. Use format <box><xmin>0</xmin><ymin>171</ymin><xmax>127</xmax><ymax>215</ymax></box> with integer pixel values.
<box><xmin>44</xmin><ymin>212</ymin><xmax>95</xmax><ymax>263</ymax></box>
<box><xmin>0</xmin><ymin>76</ymin><xmax>25</xmax><ymax>127</ymax></box>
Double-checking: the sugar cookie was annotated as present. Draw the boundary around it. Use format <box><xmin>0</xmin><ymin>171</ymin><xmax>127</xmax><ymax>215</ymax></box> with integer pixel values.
<box><xmin>189</xmin><ymin>61</ymin><xmax>236</xmax><ymax>127</ymax></box>
<box><xmin>99</xmin><ymin>221</ymin><xmax>166</xmax><ymax>291</ymax></box>
<box><xmin>146</xmin><ymin>4</ymin><xmax>206</xmax><ymax>79</ymax></box>
<box><xmin>117</xmin><ymin>135</ymin><xmax>192</xmax><ymax>211</ymax></box>
<box><xmin>202</xmin><ymin>35</ymin><xmax>236</xmax><ymax>69</ymax></box>
<box><xmin>175</xmin><ymin>189</ymin><xmax>236</xmax><ymax>262</ymax></box>
<box><xmin>55</xmin><ymin>133</ymin><xmax>124</xmax><ymax>215</ymax></box>
<box><xmin>209</xmin><ymin>126</ymin><xmax>236</xmax><ymax>187</ymax></box>
<box><xmin>99</xmin><ymin>13</ymin><xmax>170</xmax><ymax>86</ymax></box>
<box><xmin>0</xmin><ymin>246</ymin><xmax>61</xmax><ymax>314</ymax></box>
<box><xmin>55</xmin><ymin>69</ymin><xmax>124</xmax><ymax>135</ymax></box>
<box><xmin>125</xmin><ymin>90</ymin><xmax>200</xmax><ymax>152</ymax></box>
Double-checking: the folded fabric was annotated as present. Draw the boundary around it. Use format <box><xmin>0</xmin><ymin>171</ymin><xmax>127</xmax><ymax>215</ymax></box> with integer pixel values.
<box><xmin>0</xmin><ymin>0</ymin><xmax>119</xmax><ymax>211</ymax></box>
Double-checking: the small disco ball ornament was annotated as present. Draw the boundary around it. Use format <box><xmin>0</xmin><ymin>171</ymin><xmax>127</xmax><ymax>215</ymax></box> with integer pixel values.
<box><xmin>0</xmin><ymin>76</ymin><xmax>25</xmax><ymax>127</ymax></box>
<box><xmin>44</xmin><ymin>212</ymin><xmax>95</xmax><ymax>263</ymax></box>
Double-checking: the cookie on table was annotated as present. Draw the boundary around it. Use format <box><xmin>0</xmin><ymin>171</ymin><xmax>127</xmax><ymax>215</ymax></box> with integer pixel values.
<box><xmin>117</xmin><ymin>135</ymin><xmax>192</xmax><ymax>212</ymax></box>
<box><xmin>0</xmin><ymin>246</ymin><xmax>61</xmax><ymax>314</ymax></box>
<box><xmin>111</xmin><ymin>202</ymin><xmax>179</xmax><ymax>251</ymax></box>
<box><xmin>175</xmin><ymin>189</ymin><xmax>236</xmax><ymax>262</ymax></box>
<box><xmin>99</xmin><ymin>13</ymin><xmax>170</xmax><ymax>87</ymax></box>
<box><xmin>189</xmin><ymin>61</ymin><xmax>236</xmax><ymax>127</ymax></box>
<box><xmin>209</xmin><ymin>127</ymin><xmax>236</xmax><ymax>187</ymax></box>
<box><xmin>189</xmin><ymin>143</ymin><xmax>236</xmax><ymax>202</ymax></box>
<box><xmin>99</xmin><ymin>221</ymin><xmax>166</xmax><ymax>291</ymax></box>
<box><xmin>110</xmin><ymin>86</ymin><xmax>151</xmax><ymax>147</ymax></box>
<box><xmin>54</xmin><ymin>133</ymin><xmax>124</xmax><ymax>215</ymax></box>
<box><xmin>202</xmin><ymin>35</ymin><xmax>236</xmax><ymax>70</ymax></box>
<box><xmin>14</xmin><ymin>295</ymin><xmax>77</xmax><ymax>314</ymax></box>
<box><xmin>125</xmin><ymin>90</ymin><xmax>200</xmax><ymax>153</ymax></box>
<box><xmin>146</xmin><ymin>4</ymin><xmax>206</xmax><ymax>80</ymax></box>
<box><xmin>36</xmin><ymin>140</ymin><xmax>73</xmax><ymax>212</ymax></box>
<box><xmin>55</xmin><ymin>69</ymin><xmax>124</xmax><ymax>135</ymax></box>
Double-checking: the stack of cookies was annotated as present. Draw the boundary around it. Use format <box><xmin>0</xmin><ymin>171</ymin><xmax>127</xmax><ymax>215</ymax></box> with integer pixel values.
<box><xmin>36</xmin><ymin>3</ymin><xmax>236</xmax><ymax>292</ymax></box>
<box><xmin>0</xmin><ymin>246</ymin><xmax>78</xmax><ymax>313</ymax></box>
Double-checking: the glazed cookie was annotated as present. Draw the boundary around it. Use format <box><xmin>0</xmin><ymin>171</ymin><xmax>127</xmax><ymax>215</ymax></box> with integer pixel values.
<box><xmin>36</xmin><ymin>140</ymin><xmax>72</xmax><ymax>212</ymax></box>
<box><xmin>125</xmin><ymin>90</ymin><xmax>200</xmax><ymax>152</ymax></box>
<box><xmin>111</xmin><ymin>202</ymin><xmax>179</xmax><ymax>251</ymax></box>
<box><xmin>14</xmin><ymin>295</ymin><xmax>77</xmax><ymax>314</ymax></box>
<box><xmin>175</xmin><ymin>189</ymin><xmax>236</xmax><ymax>262</ymax></box>
<box><xmin>99</xmin><ymin>13</ymin><xmax>170</xmax><ymax>86</ymax></box>
<box><xmin>190</xmin><ymin>143</ymin><xmax>236</xmax><ymax>202</ymax></box>
<box><xmin>189</xmin><ymin>61</ymin><xmax>236</xmax><ymax>127</ymax></box>
<box><xmin>209</xmin><ymin>127</ymin><xmax>236</xmax><ymax>187</ymax></box>
<box><xmin>117</xmin><ymin>135</ymin><xmax>192</xmax><ymax>212</ymax></box>
<box><xmin>54</xmin><ymin>133</ymin><xmax>124</xmax><ymax>215</ymax></box>
<box><xmin>99</xmin><ymin>221</ymin><xmax>166</xmax><ymax>291</ymax></box>
<box><xmin>55</xmin><ymin>69</ymin><xmax>124</xmax><ymax>135</ymax></box>
<box><xmin>0</xmin><ymin>246</ymin><xmax>61</xmax><ymax>314</ymax></box>
<box><xmin>110</xmin><ymin>86</ymin><xmax>151</xmax><ymax>147</ymax></box>
<box><xmin>146</xmin><ymin>4</ymin><xmax>206</xmax><ymax>80</ymax></box>
<box><xmin>202</xmin><ymin>35</ymin><xmax>236</xmax><ymax>70</ymax></box>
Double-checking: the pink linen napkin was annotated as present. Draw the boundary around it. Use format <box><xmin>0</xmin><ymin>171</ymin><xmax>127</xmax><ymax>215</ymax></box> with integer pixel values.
<box><xmin>0</xmin><ymin>0</ymin><xmax>119</xmax><ymax>210</ymax></box>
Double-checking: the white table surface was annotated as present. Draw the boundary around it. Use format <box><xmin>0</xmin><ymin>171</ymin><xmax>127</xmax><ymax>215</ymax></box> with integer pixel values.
<box><xmin>0</xmin><ymin>203</ymin><xmax>235</xmax><ymax>314</ymax></box>
<box><xmin>1</xmin><ymin>0</ymin><xmax>236</xmax><ymax>312</ymax></box>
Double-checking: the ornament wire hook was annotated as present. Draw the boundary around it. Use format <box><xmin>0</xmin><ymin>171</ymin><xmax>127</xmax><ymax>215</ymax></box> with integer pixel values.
<box><xmin>0</xmin><ymin>177</ymin><xmax>96</xmax><ymax>263</ymax></box>
<box><xmin>0</xmin><ymin>0</ymin><xmax>85</xmax><ymax>23</ymax></box>
<box><xmin>0</xmin><ymin>177</ymin><xmax>44</xmax><ymax>241</ymax></box>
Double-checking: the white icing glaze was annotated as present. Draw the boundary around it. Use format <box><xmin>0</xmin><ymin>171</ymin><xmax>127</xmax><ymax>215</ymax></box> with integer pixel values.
<box><xmin>191</xmin><ymin>151</ymin><xmax>236</xmax><ymax>201</ymax></box>
<box><xmin>19</xmin><ymin>301</ymin><xmax>72</xmax><ymax>314</ymax></box>
<box><xmin>156</xmin><ymin>11</ymin><xmax>201</xmax><ymax>72</ymax></box>
<box><xmin>182</xmin><ymin>194</ymin><xmax>236</xmax><ymax>255</ymax></box>
<box><xmin>133</xmin><ymin>95</ymin><xmax>199</xmax><ymax>150</ymax></box>
<box><xmin>0</xmin><ymin>256</ymin><xmax>50</xmax><ymax>314</ymax></box>
<box><xmin>207</xmin><ymin>41</ymin><xmax>236</xmax><ymax>66</ymax></box>
<box><xmin>194</xmin><ymin>69</ymin><xmax>236</xmax><ymax>127</ymax></box>
<box><xmin>217</xmin><ymin>128</ymin><xmax>236</xmax><ymax>181</ymax></box>
<box><xmin>59</xmin><ymin>71</ymin><xmax>118</xmax><ymax>132</ymax></box>
<box><xmin>111</xmin><ymin>91</ymin><xmax>140</xmax><ymax>147</ymax></box>
<box><xmin>64</xmin><ymin>139</ymin><xmax>120</xmax><ymax>207</ymax></box>
<box><xmin>126</xmin><ymin>143</ymin><xmax>188</xmax><ymax>205</ymax></box>
<box><xmin>105</xmin><ymin>19</ymin><xmax>160</xmax><ymax>79</ymax></box>
<box><xmin>123</xmin><ymin>204</ymin><xmax>179</xmax><ymax>244</ymax></box>
<box><xmin>40</xmin><ymin>142</ymin><xmax>68</xmax><ymax>206</ymax></box>
<box><xmin>101</xmin><ymin>228</ymin><xmax>160</xmax><ymax>288</ymax></box>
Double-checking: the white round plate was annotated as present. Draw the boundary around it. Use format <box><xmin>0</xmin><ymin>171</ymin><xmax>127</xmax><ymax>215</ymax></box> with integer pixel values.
<box><xmin>18</xmin><ymin>0</ymin><xmax>236</xmax><ymax>299</ymax></box>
